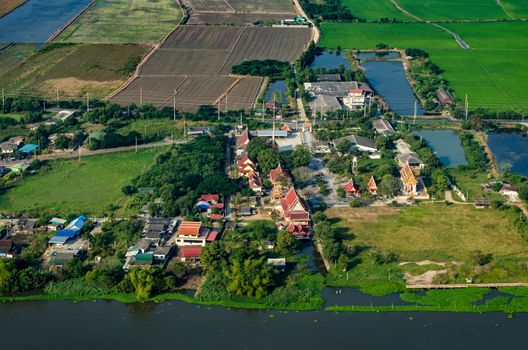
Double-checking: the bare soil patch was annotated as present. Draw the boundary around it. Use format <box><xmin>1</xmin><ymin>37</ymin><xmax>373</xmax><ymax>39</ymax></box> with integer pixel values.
<box><xmin>326</xmin><ymin>206</ymin><xmax>400</xmax><ymax>223</ymax></box>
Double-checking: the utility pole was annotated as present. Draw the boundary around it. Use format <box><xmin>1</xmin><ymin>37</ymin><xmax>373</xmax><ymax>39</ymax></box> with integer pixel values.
<box><xmin>140</xmin><ymin>87</ymin><xmax>143</xmax><ymax>106</ymax></box>
<box><xmin>43</xmin><ymin>101</ymin><xmax>46</xmax><ymax>112</ymax></box>
<box><xmin>239</xmin><ymin>112</ymin><xmax>242</xmax><ymax>128</ymax></box>
<box><xmin>86</xmin><ymin>92</ymin><xmax>90</xmax><ymax>112</ymax></box>
<box><xmin>465</xmin><ymin>94</ymin><xmax>468</xmax><ymax>120</ymax></box>
<box><xmin>225</xmin><ymin>93</ymin><xmax>228</xmax><ymax>113</ymax></box>
<box><xmin>183</xmin><ymin>115</ymin><xmax>187</xmax><ymax>139</ymax></box>
<box><xmin>135</xmin><ymin>137</ymin><xmax>138</xmax><ymax>153</ymax></box>
<box><xmin>173</xmin><ymin>91</ymin><xmax>176</xmax><ymax>121</ymax></box>
<box><xmin>56</xmin><ymin>83</ymin><xmax>59</xmax><ymax>106</ymax></box>
<box><xmin>78</xmin><ymin>148</ymin><xmax>81</xmax><ymax>163</ymax></box>
<box><xmin>1</xmin><ymin>88</ymin><xmax>4</xmax><ymax>111</ymax></box>
<box><xmin>262</xmin><ymin>99</ymin><xmax>265</xmax><ymax>122</ymax></box>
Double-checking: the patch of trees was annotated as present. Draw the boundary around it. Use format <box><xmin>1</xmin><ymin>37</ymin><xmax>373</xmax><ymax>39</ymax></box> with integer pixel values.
<box><xmin>309</xmin><ymin>63</ymin><xmax>364</xmax><ymax>82</ymax></box>
<box><xmin>232</xmin><ymin>60</ymin><xmax>290</xmax><ymax>77</ymax></box>
<box><xmin>301</xmin><ymin>0</ymin><xmax>356</xmax><ymax>22</ymax></box>
<box><xmin>247</xmin><ymin>137</ymin><xmax>311</xmax><ymax>175</ymax></box>
<box><xmin>130</xmin><ymin>136</ymin><xmax>235</xmax><ymax>216</ymax></box>
<box><xmin>405</xmin><ymin>48</ymin><xmax>429</xmax><ymax>58</ymax></box>
<box><xmin>459</xmin><ymin>133</ymin><xmax>487</xmax><ymax>171</ymax></box>
<box><xmin>313</xmin><ymin>213</ymin><xmax>349</xmax><ymax>271</ymax></box>
<box><xmin>459</xmin><ymin>108</ymin><xmax>526</xmax><ymax>121</ymax></box>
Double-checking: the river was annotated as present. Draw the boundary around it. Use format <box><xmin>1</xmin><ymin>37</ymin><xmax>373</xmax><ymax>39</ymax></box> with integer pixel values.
<box><xmin>1</xmin><ymin>300</ymin><xmax>527</xmax><ymax>349</ymax></box>
<box><xmin>0</xmin><ymin>0</ymin><xmax>92</xmax><ymax>42</ymax></box>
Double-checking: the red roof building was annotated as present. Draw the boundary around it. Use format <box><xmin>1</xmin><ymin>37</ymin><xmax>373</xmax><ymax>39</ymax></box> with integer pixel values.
<box><xmin>279</xmin><ymin>187</ymin><xmax>310</xmax><ymax>225</ymax></box>
<box><xmin>343</xmin><ymin>178</ymin><xmax>360</xmax><ymax>196</ymax></box>
<box><xmin>178</xmin><ymin>246</ymin><xmax>202</xmax><ymax>262</ymax></box>
<box><xmin>367</xmin><ymin>176</ymin><xmax>378</xmax><ymax>195</ymax></box>
<box><xmin>281</xmin><ymin>123</ymin><xmax>292</xmax><ymax>134</ymax></box>
<box><xmin>178</xmin><ymin>221</ymin><xmax>202</xmax><ymax>236</ymax></box>
<box><xmin>287</xmin><ymin>223</ymin><xmax>311</xmax><ymax>239</ymax></box>
<box><xmin>269</xmin><ymin>163</ymin><xmax>290</xmax><ymax>184</ymax></box>
<box><xmin>236</xmin><ymin>128</ymin><xmax>250</xmax><ymax>149</ymax></box>
<box><xmin>199</xmin><ymin>194</ymin><xmax>219</xmax><ymax>203</ymax></box>
<box><xmin>209</xmin><ymin>214</ymin><xmax>224</xmax><ymax>221</ymax></box>
<box><xmin>206</xmin><ymin>231</ymin><xmax>219</xmax><ymax>241</ymax></box>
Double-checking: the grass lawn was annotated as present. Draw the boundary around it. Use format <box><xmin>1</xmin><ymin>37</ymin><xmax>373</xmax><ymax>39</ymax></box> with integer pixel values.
<box><xmin>398</xmin><ymin>0</ymin><xmax>510</xmax><ymax>21</ymax></box>
<box><xmin>0</xmin><ymin>113</ymin><xmax>25</xmax><ymax>121</ymax></box>
<box><xmin>329</xmin><ymin>203</ymin><xmax>528</xmax><ymax>261</ymax></box>
<box><xmin>118</xmin><ymin>119</ymin><xmax>184</xmax><ymax>139</ymax></box>
<box><xmin>0</xmin><ymin>148</ymin><xmax>163</xmax><ymax>216</ymax></box>
<box><xmin>319</xmin><ymin>21</ymin><xmax>528</xmax><ymax>111</ymax></box>
<box><xmin>56</xmin><ymin>0</ymin><xmax>183</xmax><ymax>43</ymax></box>
<box><xmin>0</xmin><ymin>43</ymin><xmax>149</xmax><ymax>99</ymax></box>
<box><xmin>341</xmin><ymin>0</ymin><xmax>411</xmax><ymax>22</ymax></box>
<box><xmin>447</xmin><ymin>167</ymin><xmax>502</xmax><ymax>201</ymax></box>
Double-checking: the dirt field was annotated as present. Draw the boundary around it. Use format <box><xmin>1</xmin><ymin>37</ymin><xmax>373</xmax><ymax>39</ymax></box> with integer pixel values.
<box><xmin>111</xmin><ymin>25</ymin><xmax>310</xmax><ymax>111</ymax></box>
<box><xmin>181</xmin><ymin>0</ymin><xmax>233</xmax><ymax>12</ymax></box>
<box><xmin>186</xmin><ymin>11</ymin><xmax>286</xmax><ymax>25</ymax></box>
<box><xmin>0</xmin><ymin>0</ymin><xmax>26</xmax><ymax>17</ymax></box>
<box><xmin>228</xmin><ymin>0</ymin><xmax>295</xmax><ymax>14</ymax></box>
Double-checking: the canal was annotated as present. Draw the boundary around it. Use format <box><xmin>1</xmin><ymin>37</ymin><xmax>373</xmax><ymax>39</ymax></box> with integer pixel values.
<box><xmin>0</xmin><ymin>0</ymin><xmax>92</xmax><ymax>42</ymax></box>
<box><xmin>1</xmin><ymin>300</ymin><xmax>527</xmax><ymax>349</ymax></box>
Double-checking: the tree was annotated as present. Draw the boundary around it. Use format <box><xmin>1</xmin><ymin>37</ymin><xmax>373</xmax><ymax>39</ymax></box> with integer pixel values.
<box><xmin>0</xmin><ymin>260</ymin><xmax>12</xmax><ymax>293</ymax></box>
<box><xmin>128</xmin><ymin>268</ymin><xmax>157</xmax><ymax>300</ymax></box>
<box><xmin>223</xmin><ymin>257</ymin><xmax>273</xmax><ymax>299</ymax></box>
<box><xmin>276</xmin><ymin>230</ymin><xmax>297</xmax><ymax>255</ymax></box>
<box><xmin>518</xmin><ymin>183</ymin><xmax>528</xmax><ymax>201</ymax></box>
<box><xmin>336</xmin><ymin>185</ymin><xmax>345</xmax><ymax>198</ymax></box>
<box><xmin>201</xmin><ymin>241</ymin><xmax>228</xmax><ymax>272</ymax></box>
<box><xmin>381</xmin><ymin>174</ymin><xmax>399</xmax><ymax>197</ymax></box>
<box><xmin>336</xmin><ymin>140</ymin><xmax>351</xmax><ymax>155</ymax></box>
<box><xmin>257</xmin><ymin>148</ymin><xmax>279</xmax><ymax>174</ymax></box>
<box><xmin>290</xmin><ymin>146</ymin><xmax>311</xmax><ymax>168</ymax></box>
<box><xmin>168</xmin><ymin>261</ymin><xmax>188</xmax><ymax>279</ymax></box>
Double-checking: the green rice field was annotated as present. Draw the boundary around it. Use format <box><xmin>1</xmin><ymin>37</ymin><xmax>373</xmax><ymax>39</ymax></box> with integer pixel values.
<box><xmin>56</xmin><ymin>0</ymin><xmax>183</xmax><ymax>43</ymax></box>
<box><xmin>0</xmin><ymin>148</ymin><xmax>163</xmax><ymax>216</ymax></box>
<box><xmin>320</xmin><ymin>21</ymin><xmax>528</xmax><ymax>111</ymax></box>
<box><xmin>397</xmin><ymin>0</ymin><xmax>511</xmax><ymax>21</ymax></box>
<box><xmin>342</xmin><ymin>0</ymin><xmax>411</xmax><ymax>22</ymax></box>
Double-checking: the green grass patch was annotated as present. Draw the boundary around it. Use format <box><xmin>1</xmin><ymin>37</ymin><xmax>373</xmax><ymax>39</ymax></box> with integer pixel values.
<box><xmin>117</xmin><ymin>119</ymin><xmax>184</xmax><ymax>139</ymax></box>
<box><xmin>57</xmin><ymin>0</ymin><xmax>183</xmax><ymax>43</ymax></box>
<box><xmin>0</xmin><ymin>148</ymin><xmax>163</xmax><ymax>216</ymax></box>
<box><xmin>502</xmin><ymin>0</ymin><xmax>528</xmax><ymax>19</ymax></box>
<box><xmin>341</xmin><ymin>0</ymin><xmax>411</xmax><ymax>22</ymax></box>
<box><xmin>398</xmin><ymin>0</ymin><xmax>510</xmax><ymax>21</ymax></box>
<box><xmin>326</xmin><ymin>264</ymin><xmax>405</xmax><ymax>296</ymax></box>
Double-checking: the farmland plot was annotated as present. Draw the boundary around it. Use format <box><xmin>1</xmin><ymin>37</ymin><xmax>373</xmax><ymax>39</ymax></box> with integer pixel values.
<box><xmin>141</xmin><ymin>49</ymin><xmax>230</xmax><ymax>76</ymax></box>
<box><xmin>110</xmin><ymin>76</ymin><xmax>188</xmax><ymax>107</ymax></box>
<box><xmin>221</xmin><ymin>27</ymin><xmax>311</xmax><ymax>73</ymax></box>
<box><xmin>181</xmin><ymin>0</ymin><xmax>233</xmax><ymax>12</ymax></box>
<box><xmin>186</xmin><ymin>11</ymin><xmax>285</xmax><ymax>25</ymax></box>
<box><xmin>216</xmin><ymin>77</ymin><xmax>264</xmax><ymax>111</ymax></box>
<box><xmin>162</xmin><ymin>26</ymin><xmax>244</xmax><ymax>50</ymax></box>
<box><xmin>228</xmin><ymin>0</ymin><xmax>295</xmax><ymax>14</ymax></box>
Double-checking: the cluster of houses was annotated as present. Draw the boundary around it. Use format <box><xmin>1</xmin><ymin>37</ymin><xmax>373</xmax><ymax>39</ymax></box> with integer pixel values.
<box><xmin>394</xmin><ymin>139</ymin><xmax>429</xmax><ymax>200</ymax></box>
<box><xmin>312</xmin><ymin>133</ymin><xmax>380</xmax><ymax>160</ymax></box>
<box><xmin>236</xmin><ymin>129</ymin><xmax>263</xmax><ymax>194</ymax></box>
<box><xmin>0</xmin><ymin>136</ymin><xmax>39</xmax><ymax>160</ymax></box>
<box><xmin>304</xmin><ymin>81</ymin><xmax>374</xmax><ymax>115</ymax></box>
<box><xmin>47</xmin><ymin>216</ymin><xmax>89</xmax><ymax>268</ymax></box>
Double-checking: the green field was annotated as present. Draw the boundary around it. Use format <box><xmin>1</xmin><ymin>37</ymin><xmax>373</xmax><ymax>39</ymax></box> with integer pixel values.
<box><xmin>57</xmin><ymin>0</ymin><xmax>183</xmax><ymax>43</ymax></box>
<box><xmin>398</xmin><ymin>0</ymin><xmax>510</xmax><ymax>21</ymax></box>
<box><xmin>118</xmin><ymin>119</ymin><xmax>184</xmax><ymax>139</ymax></box>
<box><xmin>330</xmin><ymin>204</ymin><xmax>528</xmax><ymax>261</ymax></box>
<box><xmin>342</xmin><ymin>0</ymin><xmax>411</xmax><ymax>22</ymax></box>
<box><xmin>0</xmin><ymin>43</ymin><xmax>42</xmax><ymax>76</ymax></box>
<box><xmin>502</xmin><ymin>0</ymin><xmax>528</xmax><ymax>19</ymax></box>
<box><xmin>0</xmin><ymin>43</ymin><xmax>149</xmax><ymax>99</ymax></box>
<box><xmin>319</xmin><ymin>21</ymin><xmax>528</xmax><ymax>111</ymax></box>
<box><xmin>0</xmin><ymin>148</ymin><xmax>163</xmax><ymax>216</ymax></box>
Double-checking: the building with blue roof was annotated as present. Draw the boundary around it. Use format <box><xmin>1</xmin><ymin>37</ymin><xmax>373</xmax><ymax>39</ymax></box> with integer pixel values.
<box><xmin>19</xmin><ymin>144</ymin><xmax>39</xmax><ymax>154</ymax></box>
<box><xmin>48</xmin><ymin>216</ymin><xmax>87</xmax><ymax>245</ymax></box>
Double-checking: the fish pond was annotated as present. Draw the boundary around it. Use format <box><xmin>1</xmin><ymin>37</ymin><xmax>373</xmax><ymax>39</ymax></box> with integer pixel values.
<box><xmin>0</xmin><ymin>0</ymin><xmax>92</xmax><ymax>42</ymax></box>
<box><xmin>265</xmin><ymin>80</ymin><xmax>287</xmax><ymax>104</ymax></box>
<box><xmin>487</xmin><ymin>130</ymin><xmax>528</xmax><ymax>176</ymax></box>
<box><xmin>310</xmin><ymin>51</ymin><xmax>351</xmax><ymax>69</ymax></box>
<box><xmin>414</xmin><ymin>129</ymin><xmax>468</xmax><ymax>167</ymax></box>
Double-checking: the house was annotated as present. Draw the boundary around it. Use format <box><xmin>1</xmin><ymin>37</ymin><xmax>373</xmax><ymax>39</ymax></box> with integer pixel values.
<box><xmin>396</xmin><ymin>152</ymin><xmax>424</xmax><ymax>170</ymax></box>
<box><xmin>252</xmin><ymin>130</ymin><xmax>289</xmax><ymax>138</ymax></box>
<box><xmin>367</xmin><ymin>176</ymin><xmax>378</xmax><ymax>195</ymax></box>
<box><xmin>14</xmin><ymin>218</ymin><xmax>37</xmax><ymax>234</ymax></box>
<box><xmin>199</xmin><ymin>194</ymin><xmax>219</xmax><ymax>204</ymax></box>
<box><xmin>312</xmin><ymin>140</ymin><xmax>332</xmax><ymax>154</ymax></box>
<box><xmin>9</xmin><ymin>136</ymin><xmax>25</xmax><ymax>146</ymax></box>
<box><xmin>302</xmin><ymin>120</ymin><xmax>313</xmax><ymax>132</ymax></box>
<box><xmin>237</xmin><ymin>153</ymin><xmax>257</xmax><ymax>178</ymax></box>
<box><xmin>48</xmin><ymin>216</ymin><xmax>87</xmax><ymax>245</ymax></box>
<box><xmin>400</xmin><ymin>162</ymin><xmax>418</xmax><ymax>196</ymax></box>
<box><xmin>286</xmin><ymin>223</ymin><xmax>311</xmax><ymax>240</ymax></box>
<box><xmin>267</xmin><ymin>258</ymin><xmax>286</xmax><ymax>272</ymax></box>
<box><xmin>333</xmin><ymin>134</ymin><xmax>378</xmax><ymax>154</ymax></box>
<box><xmin>49</xmin><ymin>249</ymin><xmax>80</xmax><ymax>267</ymax></box>
<box><xmin>281</xmin><ymin>123</ymin><xmax>292</xmax><ymax>135</ymax></box>
<box><xmin>0</xmin><ymin>141</ymin><xmax>18</xmax><ymax>154</ymax></box>
<box><xmin>239</xmin><ymin>206</ymin><xmax>253</xmax><ymax>216</ymax></box>
<box><xmin>178</xmin><ymin>246</ymin><xmax>202</xmax><ymax>263</ymax></box>
<box><xmin>129</xmin><ymin>253</ymin><xmax>154</xmax><ymax>267</ymax></box>
<box><xmin>153</xmin><ymin>246</ymin><xmax>173</xmax><ymax>262</ymax></box>
<box><xmin>436</xmin><ymin>88</ymin><xmax>455</xmax><ymax>106</ymax></box>
<box><xmin>126</xmin><ymin>239</ymin><xmax>152</xmax><ymax>257</ymax></box>
<box><xmin>47</xmin><ymin>218</ymin><xmax>66</xmax><ymax>231</ymax></box>
<box><xmin>373</xmin><ymin>119</ymin><xmax>395</xmax><ymax>136</ymax></box>
<box><xmin>474</xmin><ymin>199</ymin><xmax>491</xmax><ymax>209</ymax></box>
<box><xmin>187</xmin><ymin>126</ymin><xmax>213</xmax><ymax>136</ymax></box>
<box><xmin>0</xmin><ymin>240</ymin><xmax>14</xmax><ymax>258</ymax></box>
<box><xmin>174</xmin><ymin>221</ymin><xmax>209</xmax><ymax>247</ymax></box>
<box><xmin>265</xmin><ymin>100</ymin><xmax>282</xmax><ymax>110</ymax></box>
<box><xmin>395</xmin><ymin>139</ymin><xmax>413</xmax><ymax>154</ymax></box>
<box><xmin>236</xmin><ymin>128</ymin><xmax>250</xmax><ymax>153</ymax></box>
<box><xmin>501</xmin><ymin>184</ymin><xmax>520</xmax><ymax>202</ymax></box>
<box><xmin>343</xmin><ymin>178</ymin><xmax>361</xmax><ymax>196</ymax></box>
<box><xmin>19</xmin><ymin>144</ymin><xmax>39</xmax><ymax>154</ymax></box>
<box><xmin>342</xmin><ymin>89</ymin><xmax>367</xmax><ymax>109</ymax></box>
<box><xmin>278</xmin><ymin>187</ymin><xmax>310</xmax><ymax>226</ymax></box>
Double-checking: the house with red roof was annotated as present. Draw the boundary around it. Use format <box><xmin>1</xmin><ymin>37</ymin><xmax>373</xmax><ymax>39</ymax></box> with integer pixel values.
<box><xmin>177</xmin><ymin>246</ymin><xmax>202</xmax><ymax>263</ymax></box>
<box><xmin>248</xmin><ymin>173</ymin><xmax>263</xmax><ymax>193</ymax></box>
<box><xmin>199</xmin><ymin>194</ymin><xmax>219</xmax><ymax>203</ymax></box>
<box><xmin>281</xmin><ymin>123</ymin><xmax>292</xmax><ymax>135</ymax></box>
<box><xmin>343</xmin><ymin>178</ymin><xmax>361</xmax><ymax>197</ymax></box>
<box><xmin>237</xmin><ymin>153</ymin><xmax>257</xmax><ymax>178</ymax></box>
<box><xmin>278</xmin><ymin>187</ymin><xmax>310</xmax><ymax>226</ymax></box>
<box><xmin>175</xmin><ymin>221</ymin><xmax>209</xmax><ymax>247</ymax></box>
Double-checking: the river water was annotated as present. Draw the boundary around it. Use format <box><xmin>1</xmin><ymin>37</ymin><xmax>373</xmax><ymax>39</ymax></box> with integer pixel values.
<box><xmin>1</xmin><ymin>300</ymin><xmax>527</xmax><ymax>349</ymax></box>
<box><xmin>0</xmin><ymin>0</ymin><xmax>92</xmax><ymax>42</ymax></box>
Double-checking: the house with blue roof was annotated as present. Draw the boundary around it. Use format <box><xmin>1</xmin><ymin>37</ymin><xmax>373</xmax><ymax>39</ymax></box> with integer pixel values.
<box><xmin>18</xmin><ymin>144</ymin><xmax>39</xmax><ymax>154</ymax></box>
<box><xmin>48</xmin><ymin>216</ymin><xmax>87</xmax><ymax>245</ymax></box>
